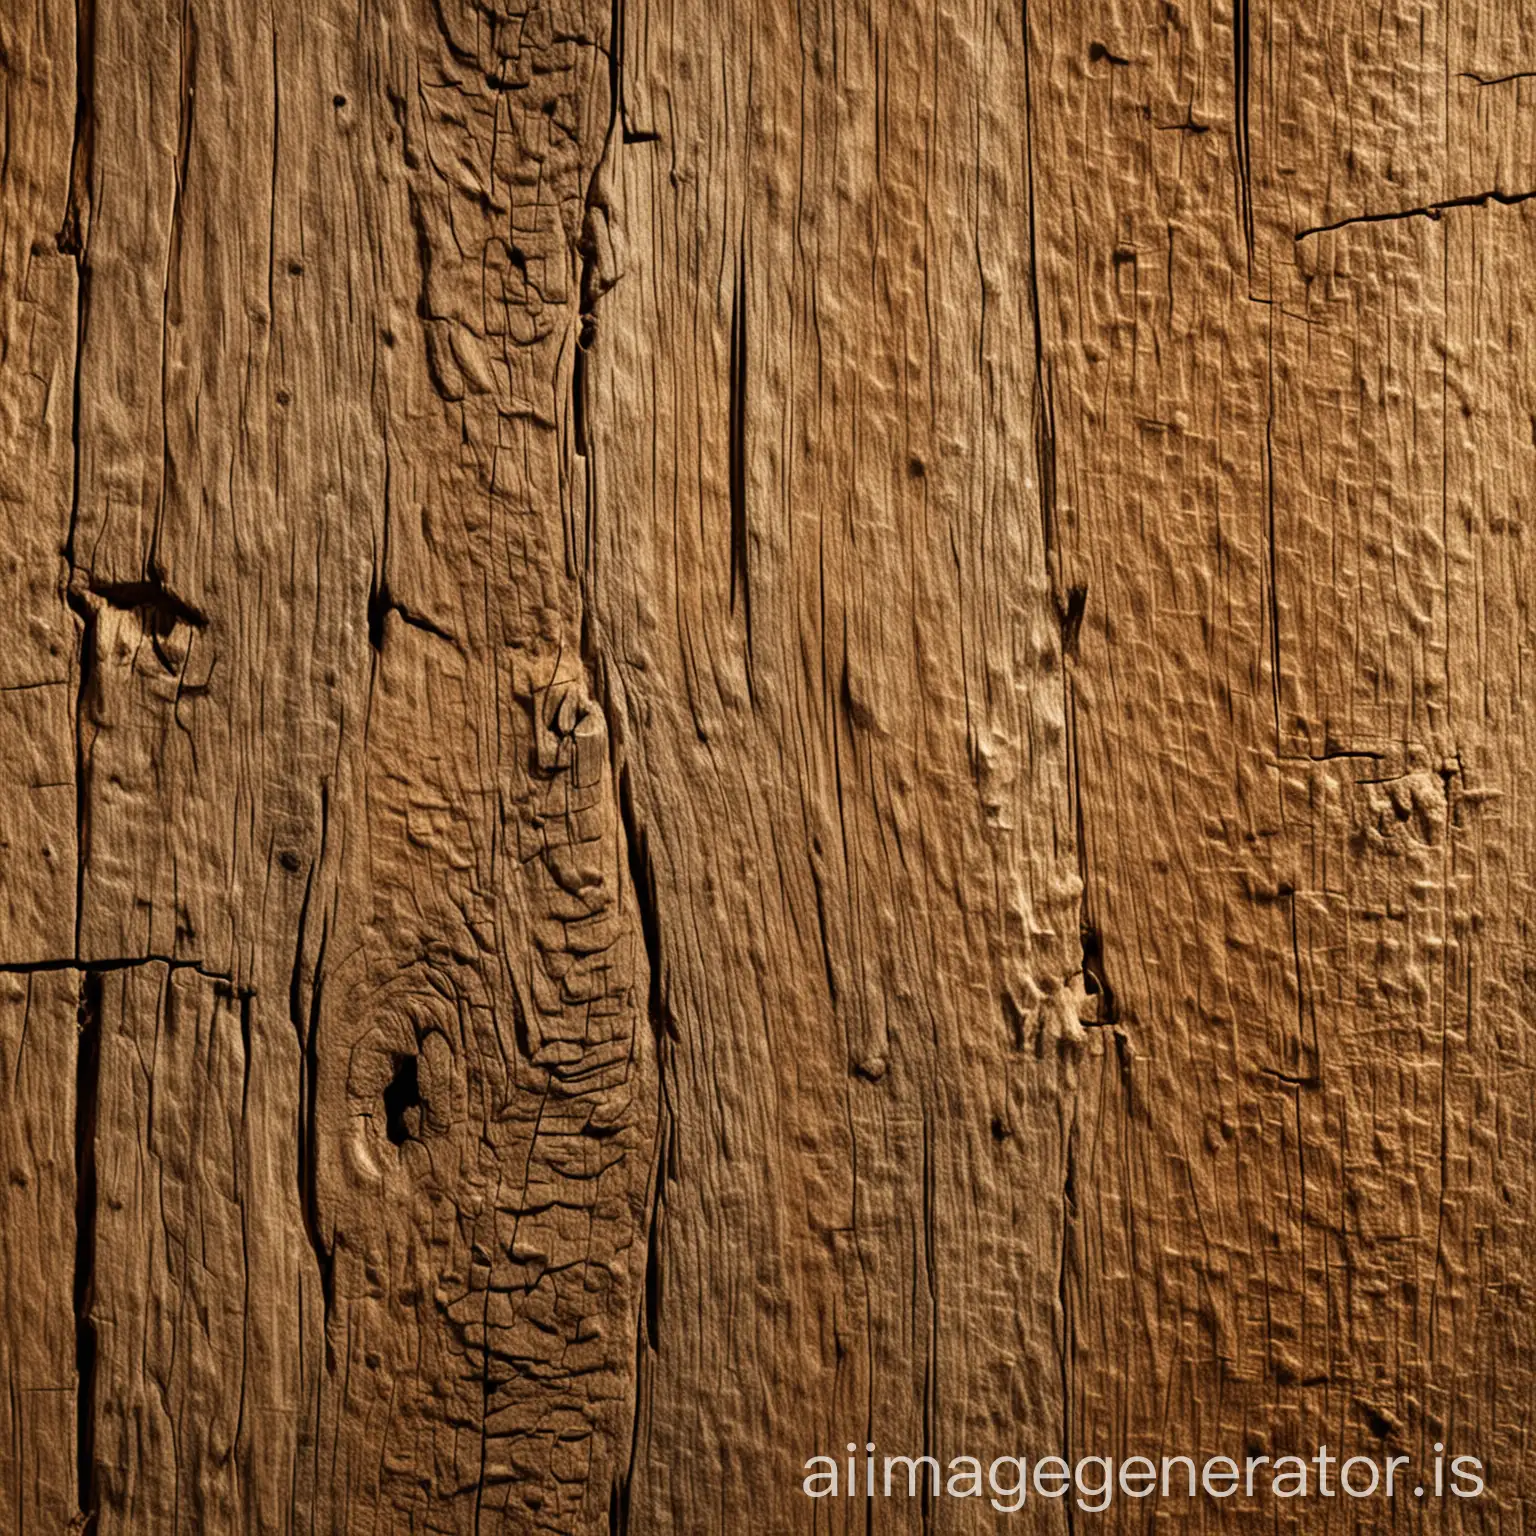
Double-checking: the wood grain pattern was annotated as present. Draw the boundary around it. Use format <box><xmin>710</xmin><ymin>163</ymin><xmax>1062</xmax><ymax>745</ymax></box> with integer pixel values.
<box><xmin>0</xmin><ymin>969</ymin><xmax>77</xmax><ymax>1530</ymax></box>
<box><xmin>1</xmin><ymin>0</ymin><xmax>1533</xmax><ymax>1530</ymax></box>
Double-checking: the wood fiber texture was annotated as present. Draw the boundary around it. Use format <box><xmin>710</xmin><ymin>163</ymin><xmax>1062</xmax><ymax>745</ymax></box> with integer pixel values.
<box><xmin>0</xmin><ymin>0</ymin><xmax>1531</xmax><ymax>1530</ymax></box>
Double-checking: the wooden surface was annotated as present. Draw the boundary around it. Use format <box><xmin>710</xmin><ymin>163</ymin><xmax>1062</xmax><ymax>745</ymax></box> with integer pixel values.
<box><xmin>1</xmin><ymin>0</ymin><xmax>1532</xmax><ymax>1529</ymax></box>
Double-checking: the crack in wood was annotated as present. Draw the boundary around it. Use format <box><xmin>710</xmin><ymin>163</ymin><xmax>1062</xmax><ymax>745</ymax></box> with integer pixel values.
<box><xmin>71</xmin><ymin>972</ymin><xmax>100</xmax><ymax>1529</ymax></box>
<box><xmin>1297</xmin><ymin>185</ymin><xmax>1536</xmax><ymax>239</ymax></box>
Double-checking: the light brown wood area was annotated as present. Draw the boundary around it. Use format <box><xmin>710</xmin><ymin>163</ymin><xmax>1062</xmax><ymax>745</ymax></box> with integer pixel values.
<box><xmin>2</xmin><ymin>0</ymin><xmax>1533</xmax><ymax>1529</ymax></box>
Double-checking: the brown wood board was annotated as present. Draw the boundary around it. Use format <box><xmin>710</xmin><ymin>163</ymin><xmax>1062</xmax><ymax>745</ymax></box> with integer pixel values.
<box><xmin>0</xmin><ymin>0</ymin><xmax>1531</xmax><ymax>1529</ymax></box>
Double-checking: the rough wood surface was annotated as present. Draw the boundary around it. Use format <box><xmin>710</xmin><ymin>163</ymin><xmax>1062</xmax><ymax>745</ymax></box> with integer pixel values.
<box><xmin>1</xmin><ymin>0</ymin><xmax>1532</xmax><ymax>1530</ymax></box>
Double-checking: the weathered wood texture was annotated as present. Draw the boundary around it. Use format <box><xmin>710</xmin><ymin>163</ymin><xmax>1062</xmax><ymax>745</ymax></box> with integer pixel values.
<box><xmin>1</xmin><ymin>0</ymin><xmax>1533</xmax><ymax>1530</ymax></box>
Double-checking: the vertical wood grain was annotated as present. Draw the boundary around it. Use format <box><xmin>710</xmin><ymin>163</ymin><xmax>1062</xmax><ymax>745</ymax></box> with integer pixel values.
<box><xmin>586</xmin><ymin>1</ymin><xmax>1081</xmax><ymax>1527</ymax></box>
<box><xmin>0</xmin><ymin>970</ymin><xmax>78</xmax><ymax>1530</ymax></box>
<box><xmin>3</xmin><ymin>0</ymin><xmax>1536</xmax><ymax>1530</ymax></box>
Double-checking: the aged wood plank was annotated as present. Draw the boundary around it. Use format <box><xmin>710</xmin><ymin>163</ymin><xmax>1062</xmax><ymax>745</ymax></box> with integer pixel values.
<box><xmin>295</xmin><ymin>1</ymin><xmax>658</xmax><ymax>1529</ymax></box>
<box><xmin>1024</xmin><ymin>0</ymin><xmax>1309</xmax><ymax>1503</ymax></box>
<box><xmin>0</xmin><ymin>0</ymin><xmax>77</xmax><ymax>963</ymax></box>
<box><xmin>86</xmin><ymin>963</ymin><xmax>311</xmax><ymax>1534</ymax></box>
<box><xmin>585</xmin><ymin>0</ymin><xmax>1081</xmax><ymax>1527</ymax></box>
<box><xmin>69</xmin><ymin>0</ymin><xmax>274</xmax><ymax>975</ymax></box>
<box><xmin>0</xmin><ymin>969</ymin><xmax>79</xmax><ymax>1531</ymax></box>
<box><xmin>1032</xmin><ymin>0</ymin><xmax>1536</xmax><ymax>1530</ymax></box>
<box><xmin>1431</xmin><ymin>16</ymin><xmax>1536</xmax><ymax>1507</ymax></box>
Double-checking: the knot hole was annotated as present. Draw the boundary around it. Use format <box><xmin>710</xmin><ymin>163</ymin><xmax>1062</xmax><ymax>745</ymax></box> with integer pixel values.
<box><xmin>383</xmin><ymin>1054</ymin><xmax>423</xmax><ymax>1145</ymax></box>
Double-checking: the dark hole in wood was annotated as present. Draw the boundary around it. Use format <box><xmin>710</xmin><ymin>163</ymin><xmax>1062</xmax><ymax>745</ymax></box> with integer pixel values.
<box><xmin>1060</xmin><ymin>584</ymin><xmax>1087</xmax><ymax>657</ymax></box>
<box><xmin>366</xmin><ymin>578</ymin><xmax>388</xmax><ymax>652</ymax></box>
<box><xmin>383</xmin><ymin>1054</ymin><xmax>421</xmax><ymax>1145</ymax></box>
<box><xmin>1081</xmin><ymin>923</ymin><xmax>1119</xmax><ymax>1025</ymax></box>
